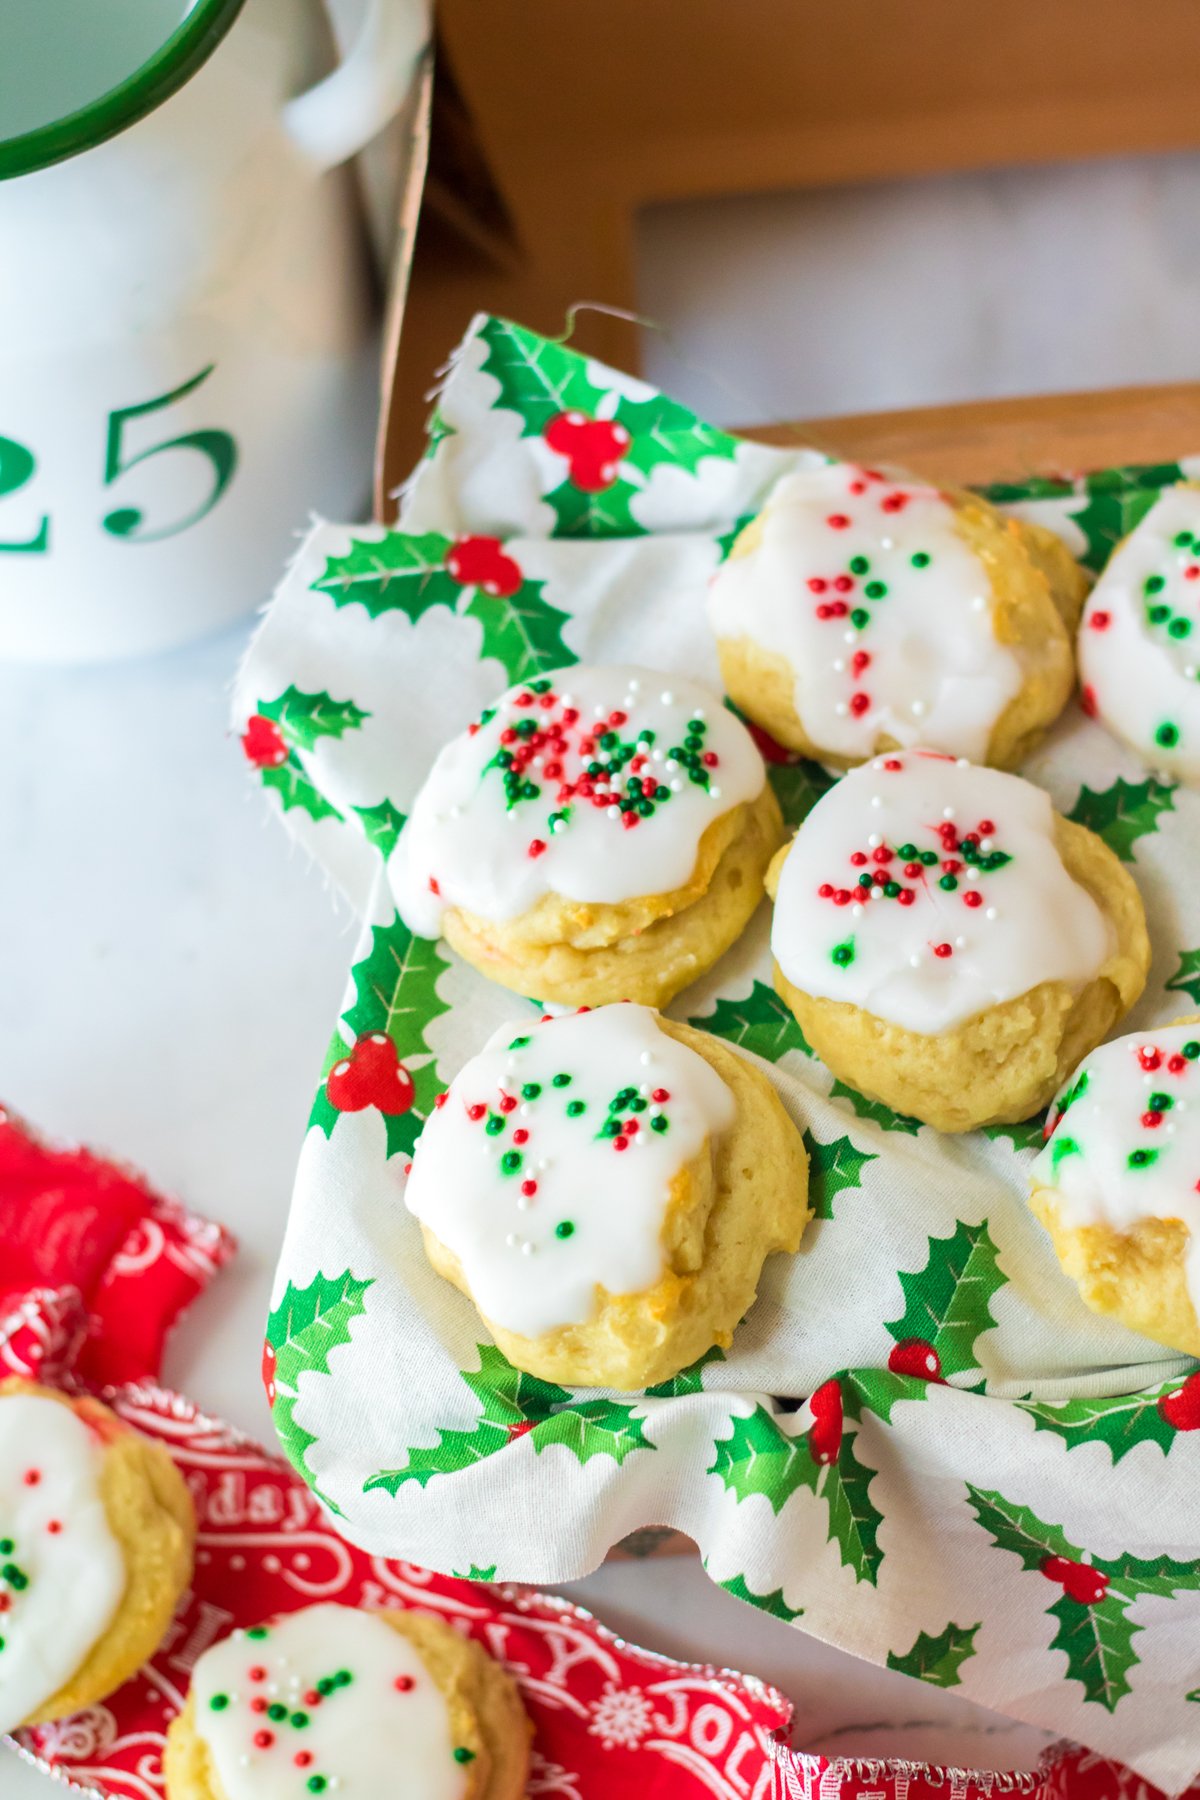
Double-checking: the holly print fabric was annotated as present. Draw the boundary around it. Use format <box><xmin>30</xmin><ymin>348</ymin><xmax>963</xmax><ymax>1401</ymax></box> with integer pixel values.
<box><xmin>235</xmin><ymin>314</ymin><xmax>1200</xmax><ymax>1793</ymax></box>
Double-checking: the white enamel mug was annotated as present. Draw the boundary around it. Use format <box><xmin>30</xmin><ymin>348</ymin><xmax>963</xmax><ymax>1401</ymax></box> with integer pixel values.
<box><xmin>0</xmin><ymin>0</ymin><xmax>429</xmax><ymax>661</ymax></box>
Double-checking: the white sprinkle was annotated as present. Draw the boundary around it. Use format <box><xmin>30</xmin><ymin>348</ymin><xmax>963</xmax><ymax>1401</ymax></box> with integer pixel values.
<box><xmin>560</xmin><ymin>692</ymin><xmax>573</xmax><ymax>705</ymax></box>
<box><xmin>844</xmin><ymin>629</ymin><xmax>857</xmax><ymax>644</ymax></box>
<box><xmin>695</xmin><ymin>708</ymin><xmax>707</xmax><ymax>721</ymax></box>
<box><xmin>710</xmin><ymin>784</ymin><xmax>722</xmax><ymax>798</ymax></box>
<box><xmin>1167</xmin><ymin>1123</ymin><xmax>1177</xmax><ymax>1136</ymax></box>
<box><xmin>985</xmin><ymin>907</ymin><xmax>998</xmax><ymax>920</ymax></box>
<box><xmin>1187</xmin><ymin>665</ymin><xmax>1198</xmax><ymax>680</ymax></box>
<box><xmin>881</xmin><ymin>536</ymin><xmax>894</xmax><ymax>549</ymax></box>
<box><xmin>521</xmin><ymin>1241</ymin><xmax>535</xmax><ymax>1257</ymax></box>
<box><xmin>956</xmin><ymin>757</ymin><xmax>969</xmax><ymax>768</ymax></box>
<box><xmin>449</xmin><ymin>804</ymin><xmax>461</xmax><ymax>819</ymax></box>
<box><xmin>871</xmin><ymin>883</ymin><xmax>885</xmax><ymax>899</ymax></box>
<box><xmin>979</xmin><ymin>838</ymin><xmax>993</xmax><ymax>853</ymax></box>
<box><xmin>868</xmin><ymin>832</ymin><xmax>882</xmax><ymax>847</ymax></box>
<box><xmin>240</xmin><ymin>1756</ymin><xmax>250</xmax><ymax>1769</ymax></box>
<box><xmin>835</xmin><ymin>702</ymin><xmax>849</xmax><ymax>717</ymax></box>
<box><xmin>955</xmin><ymin>935</ymin><xmax>966</xmax><ymax>948</ymax></box>
<box><xmin>639</xmin><ymin>1082</ymin><xmax>651</xmax><ymax>1095</ymax></box>
<box><xmin>833</xmin><ymin>659</ymin><xmax>846</xmax><ymax>673</ymax></box>
<box><xmin>506</xmin><ymin>1232</ymin><xmax>517</xmax><ymax>1247</ymax></box>
<box><xmin>871</xmin><ymin>794</ymin><xmax>882</xmax><ymax>808</ymax></box>
<box><xmin>607</xmin><ymin>806</ymin><xmax>621</xmax><ymax>820</ymax></box>
<box><xmin>516</xmin><ymin>1195</ymin><xmax>529</xmax><ymax>1210</ymax></box>
<box><xmin>971</xmin><ymin>595</ymin><xmax>987</xmax><ymax>611</ymax></box>
<box><xmin>628</xmin><ymin>677</ymin><xmax>640</xmax><ymax>691</ymax></box>
<box><xmin>943</xmin><ymin>806</ymin><xmax>955</xmax><ymax>820</ymax></box>
<box><xmin>640</xmin><ymin>1051</ymin><xmax>653</xmax><ymax>1065</ymax></box>
<box><xmin>666</xmin><ymin>758</ymin><xmax>679</xmax><ymax>772</ymax></box>
<box><xmin>661</xmin><ymin>690</ymin><xmax>674</xmax><ymax>704</ymax></box>
<box><xmin>967</xmin><ymin>866</ymin><xmax>980</xmax><ymax>880</ymax></box>
<box><xmin>520</xmin><ymin>1102</ymin><xmax>532</xmax><ymax>1116</ymax></box>
<box><xmin>533</xmin><ymin>755</ymin><xmax>544</xmax><ymax>768</ymax></box>
<box><xmin>671</xmin><ymin>779</ymin><xmax>683</xmax><ymax>792</ymax></box>
<box><xmin>594</xmin><ymin>703</ymin><xmax>606</xmax><ymax>717</ymax></box>
<box><xmin>909</xmin><ymin>953</ymin><xmax>922</xmax><ymax>967</ymax></box>
<box><xmin>537</xmin><ymin>1158</ymin><xmax>549</xmax><ymax>1171</ymax></box>
<box><xmin>912</xmin><ymin>700</ymin><xmax>927</xmax><ymax>716</ymax></box>
<box><xmin>852</xmin><ymin>903</ymin><xmax>864</xmax><ymax>916</ymax></box>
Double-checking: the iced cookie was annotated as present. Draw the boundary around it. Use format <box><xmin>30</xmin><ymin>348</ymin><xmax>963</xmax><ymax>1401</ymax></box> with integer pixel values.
<box><xmin>766</xmin><ymin>750</ymin><xmax>1149</xmax><ymax>1132</ymax></box>
<box><xmin>390</xmin><ymin>665</ymin><xmax>782</xmax><ymax>1008</ymax></box>
<box><xmin>0</xmin><ymin>1379</ymin><xmax>194</xmax><ymax>1732</ymax></box>
<box><xmin>708</xmin><ymin>461</ymin><xmax>1087</xmax><ymax>769</ymax></box>
<box><xmin>165</xmin><ymin>1602</ymin><xmax>530</xmax><ymax>1800</ymax></box>
<box><xmin>404</xmin><ymin>1003</ymin><xmax>810</xmax><ymax>1389</ymax></box>
<box><xmin>1079</xmin><ymin>483</ymin><xmax>1200</xmax><ymax>782</ymax></box>
<box><xmin>1030</xmin><ymin>1018</ymin><xmax>1200</xmax><ymax>1356</ymax></box>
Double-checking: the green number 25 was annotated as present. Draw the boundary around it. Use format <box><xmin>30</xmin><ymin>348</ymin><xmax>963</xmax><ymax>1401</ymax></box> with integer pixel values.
<box><xmin>102</xmin><ymin>364</ymin><xmax>237</xmax><ymax>542</ymax></box>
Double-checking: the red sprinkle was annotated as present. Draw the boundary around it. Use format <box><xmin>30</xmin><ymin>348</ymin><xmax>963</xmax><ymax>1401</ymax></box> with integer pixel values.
<box><xmin>512</xmin><ymin>1128</ymin><xmax>529</xmax><ymax>1145</ymax></box>
<box><xmin>883</xmin><ymin>757</ymin><xmax>903</xmax><ymax>771</ymax></box>
<box><xmin>466</xmin><ymin>1103</ymin><xmax>486</xmax><ymax>1121</ymax></box>
<box><xmin>22</xmin><ymin>1470</ymin><xmax>40</xmax><ymax>1487</ymax></box>
<box><xmin>622</xmin><ymin>812</ymin><xmax>639</xmax><ymax>830</ymax></box>
<box><xmin>835</xmin><ymin>888</ymin><xmax>852</xmax><ymax>905</ymax></box>
<box><xmin>850</xmin><ymin>851</ymin><xmax>868</xmax><ymax>866</ymax></box>
<box><xmin>850</xmin><ymin>650</ymin><xmax>871</xmax><ymax>676</ymax></box>
<box><xmin>897</xmin><ymin>889</ymin><xmax>915</xmax><ymax>906</ymax></box>
<box><xmin>624</xmin><ymin>1119</ymin><xmax>640</xmax><ymax>1135</ymax></box>
<box><xmin>1169</xmin><ymin>1054</ymin><xmax>1187</xmax><ymax>1073</ymax></box>
<box><xmin>609</xmin><ymin>710</ymin><xmax>627</xmax><ymax>726</ymax></box>
<box><xmin>963</xmin><ymin>890</ymin><xmax>983</xmax><ymax>908</ymax></box>
<box><xmin>295</xmin><ymin>1753</ymin><xmax>314</xmax><ymax>1768</ymax></box>
<box><xmin>816</xmin><ymin>604</ymin><xmax>833</xmax><ymax>620</ymax></box>
<box><xmin>434</xmin><ymin>1092</ymin><xmax>448</xmax><ymax>1109</ymax></box>
<box><xmin>251</xmin><ymin>1697</ymin><xmax>268</xmax><ymax>1714</ymax></box>
<box><xmin>1142</xmin><ymin>1111</ymin><xmax>1164</xmax><ymax>1129</ymax></box>
<box><xmin>46</xmin><ymin>1520</ymin><xmax>62</xmax><ymax>1534</ymax></box>
<box><xmin>428</xmin><ymin>876</ymin><xmax>440</xmax><ymax>896</ymax></box>
<box><xmin>613</xmin><ymin>1136</ymin><xmax>629</xmax><ymax>1151</ymax></box>
<box><xmin>808</xmin><ymin>576</ymin><xmax>828</xmax><ymax>593</ymax></box>
<box><xmin>1188</xmin><ymin>566</ymin><xmax>1200</xmax><ymax>581</ymax></box>
<box><xmin>528</xmin><ymin>839</ymin><xmax>547</xmax><ymax>858</ymax></box>
<box><xmin>881</xmin><ymin>492</ymin><xmax>909</xmax><ymax>513</ymax></box>
<box><xmin>703</xmin><ymin>751</ymin><xmax>719</xmax><ymax>767</ymax></box>
<box><xmin>833</xmin><ymin>574</ymin><xmax>854</xmax><ymax>594</ymax></box>
<box><xmin>904</xmin><ymin>863</ymin><xmax>922</xmax><ymax>878</ymax></box>
<box><xmin>1138</xmin><ymin>1047</ymin><xmax>1162</xmax><ymax>1071</ymax></box>
<box><xmin>521</xmin><ymin>1179</ymin><xmax>538</xmax><ymax>1197</ymax></box>
<box><xmin>1089</xmin><ymin>610</ymin><xmax>1111</xmax><ymax>630</ymax></box>
<box><xmin>1080</xmin><ymin>684</ymin><xmax>1098</xmax><ymax>718</ymax></box>
<box><xmin>561</xmin><ymin>707</ymin><xmax>579</xmax><ymax>724</ymax></box>
<box><xmin>849</xmin><ymin>479</ymin><xmax>867</xmax><ymax>495</ymax></box>
<box><xmin>499</xmin><ymin>1094</ymin><xmax>518</xmax><ymax>1113</ymax></box>
<box><xmin>249</xmin><ymin>1667</ymin><xmax>267</xmax><ymax>1683</ymax></box>
<box><xmin>395</xmin><ymin>1675</ymin><xmax>415</xmax><ymax>1692</ymax></box>
<box><xmin>977</xmin><ymin>820</ymin><xmax>995</xmax><ymax>837</ymax></box>
<box><xmin>304</xmin><ymin>1691</ymin><xmax>321</xmax><ymax>1707</ymax></box>
<box><xmin>849</xmin><ymin>692</ymin><xmax>870</xmax><ymax>716</ymax></box>
<box><xmin>934</xmin><ymin>942</ymin><xmax>953</xmax><ymax>958</ymax></box>
<box><xmin>872</xmin><ymin>845</ymin><xmax>893</xmax><ymax>863</ymax></box>
<box><xmin>515</xmin><ymin>691</ymin><xmax>534</xmax><ymax>707</ymax></box>
<box><xmin>827</xmin><ymin>513</ymin><xmax>850</xmax><ymax>529</ymax></box>
<box><xmin>818</xmin><ymin>882</ymin><xmax>834</xmax><ymax>897</ymax></box>
<box><xmin>652</xmin><ymin>1088</ymin><xmax>670</xmax><ymax>1103</ymax></box>
<box><xmin>253</xmin><ymin>1730</ymin><xmax>275</xmax><ymax>1750</ymax></box>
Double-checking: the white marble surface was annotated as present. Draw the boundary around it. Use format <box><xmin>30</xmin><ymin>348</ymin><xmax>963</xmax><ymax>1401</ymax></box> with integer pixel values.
<box><xmin>0</xmin><ymin>623</ymin><xmax>1056</xmax><ymax>1792</ymax></box>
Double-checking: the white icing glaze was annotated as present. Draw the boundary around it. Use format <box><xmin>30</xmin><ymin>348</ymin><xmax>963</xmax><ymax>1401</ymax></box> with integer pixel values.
<box><xmin>390</xmin><ymin>664</ymin><xmax>765</xmax><ymax>937</ymax></box>
<box><xmin>192</xmin><ymin>1603</ymin><xmax>468</xmax><ymax>1800</ymax></box>
<box><xmin>405</xmin><ymin>1003</ymin><xmax>736</xmax><ymax>1338</ymax></box>
<box><xmin>707</xmin><ymin>461</ymin><xmax>1023</xmax><ymax>763</ymax></box>
<box><xmin>0</xmin><ymin>1394</ymin><xmax>126</xmax><ymax>1733</ymax></box>
<box><xmin>1078</xmin><ymin>484</ymin><xmax>1200</xmax><ymax>782</ymax></box>
<box><xmin>770</xmin><ymin>749</ymin><xmax>1113</xmax><ymax>1035</ymax></box>
<box><xmin>1032</xmin><ymin>1023</ymin><xmax>1200</xmax><ymax>1317</ymax></box>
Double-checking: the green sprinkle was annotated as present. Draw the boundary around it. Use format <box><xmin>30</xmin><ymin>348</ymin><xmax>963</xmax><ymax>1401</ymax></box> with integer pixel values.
<box><xmin>317</xmin><ymin>1678</ymin><xmax>335</xmax><ymax>1696</ymax></box>
<box><xmin>1170</xmin><ymin>617</ymin><xmax>1192</xmax><ymax>638</ymax></box>
<box><xmin>566</xmin><ymin>1099</ymin><xmax>586</xmax><ymax>1116</ymax></box>
<box><xmin>307</xmin><ymin>1780</ymin><xmax>328</xmax><ymax>1795</ymax></box>
<box><xmin>210</xmin><ymin>1694</ymin><xmax>230</xmax><ymax>1712</ymax></box>
<box><xmin>247</xmin><ymin>1627</ymin><xmax>269</xmax><ymax>1640</ymax></box>
<box><xmin>1185</xmin><ymin>1041</ymin><xmax>1200</xmax><ymax>1059</ymax></box>
<box><xmin>454</xmin><ymin>1749</ymin><xmax>477</xmax><ymax>1766</ymax></box>
<box><xmin>1156</xmin><ymin>722</ymin><xmax>1180</xmax><ymax>748</ymax></box>
<box><xmin>291</xmin><ymin>1711</ymin><xmax>310</xmax><ymax>1729</ymax></box>
<box><xmin>335</xmin><ymin>1671</ymin><xmax>352</xmax><ymax>1687</ymax></box>
<box><xmin>831</xmin><ymin>939</ymin><xmax>855</xmax><ymax>968</ymax></box>
<box><xmin>850</xmin><ymin>606</ymin><xmax>870</xmax><ymax>628</ymax></box>
<box><xmin>1128</xmin><ymin>1148</ymin><xmax>1158</xmax><ymax>1168</ymax></box>
<box><xmin>508</xmin><ymin>1035</ymin><xmax>531</xmax><ymax>1050</ymax></box>
<box><xmin>485</xmin><ymin>1114</ymin><xmax>505</xmax><ymax>1135</ymax></box>
<box><xmin>531</xmin><ymin>678</ymin><xmax>551</xmax><ymax>693</ymax></box>
<box><xmin>920</xmin><ymin>850</ymin><xmax>939</xmax><ymax>866</ymax></box>
<box><xmin>639</xmin><ymin>728</ymin><xmax>656</xmax><ymax>745</ymax></box>
<box><xmin>267</xmin><ymin>1702</ymin><xmax>287</xmax><ymax>1721</ymax></box>
<box><xmin>939</xmin><ymin>874</ymin><xmax>958</xmax><ymax>891</ymax></box>
<box><xmin>4</xmin><ymin>1568</ymin><xmax>27</xmax><ymax>1590</ymax></box>
<box><xmin>552</xmin><ymin>1072</ymin><xmax>571</xmax><ymax>1087</ymax></box>
<box><xmin>688</xmin><ymin>718</ymin><xmax>705</xmax><ymax>734</ymax></box>
<box><xmin>521</xmin><ymin>1081</ymin><xmax>542</xmax><ymax>1100</ymax></box>
<box><xmin>629</xmin><ymin>1095</ymin><xmax>648</xmax><ymax>1112</ymax></box>
<box><xmin>1174</xmin><ymin>531</ymin><xmax>1194</xmax><ymax>548</ymax></box>
<box><xmin>884</xmin><ymin>880</ymin><xmax>901</xmax><ymax>898</ymax></box>
<box><xmin>555</xmin><ymin>1221</ymin><xmax>575</xmax><ymax>1239</ymax></box>
<box><xmin>911</xmin><ymin>551</ymin><xmax>931</xmax><ymax>568</ymax></box>
<box><xmin>651</xmin><ymin>1114</ymin><xmax>669</xmax><ymax>1133</ymax></box>
<box><xmin>1050</xmin><ymin>1135</ymin><xmax>1080</xmax><ymax>1168</ymax></box>
<box><xmin>500</xmin><ymin>1150</ymin><xmax>522</xmax><ymax>1174</ymax></box>
<box><xmin>600</xmin><ymin>1117</ymin><xmax>620</xmax><ymax>1137</ymax></box>
<box><xmin>898</xmin><ymin>843</ymin><xmax>917</xmax><ymax>860</ymax></box>
<box><xmin>0</xmin><ymin>1541</ymin><xmax>11</xmax><ymax>1556</ymax></box>
<box><xmin>864</xmin><ymin>580</ymin><xmax>887</xmax><ymax>599</ymax></box>
<box><xmin>849</xmin><ymin>554</ymin><xmax>870</xmax><ymax>574</ymax></box>
<box><xmin>1145</xmin><ymin>573</ymin><xmax>1166</xmax><ymax>594</ymax></box>
<box><xmin>858</xmin><ymin>872</ymin><xmax>873</xmax><ymax>889</ymax></box>
<box><xmin>1148</xmin><ymin>603</ymin><xmax>1171</xmax><ymax>624</ymax></box>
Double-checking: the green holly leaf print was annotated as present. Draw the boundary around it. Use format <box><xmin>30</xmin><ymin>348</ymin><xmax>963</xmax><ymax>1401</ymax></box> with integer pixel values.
<box><xmin>1046</xmin><ymin>1592</ymin><xmax>1139</xmax><ymax>1712</ymax></box>
<box><xmin>531</xmin><ymin>1399</ymin><xmax>653</xmax><ymax>1466</ymax></box>
<box><xmin>887</xmin><ymin>1621</ymin><xmax>980</xmax><ymax>1689</ymax></box>
<box><xmin>259</xmin><ymin>686</ymin><xmax>369</xmax><ymax>752</ymax></box>
<box><xmin>453</xmin><ymin>1564</ymin><xmax>497</xmax><ymax>1582</ymax></box>
<box><xmin>804</xmin><ymin>1131</ymin><xmax>878</xmax><ymax>1221</ymax></box>
<box><xmin>364</xmin><ymin>1345</ymin><xmax>571</xmax><ymax>1494</ymax></box>
<box><xmin>709</xmin><ymin>1405</ymin><xmax>820</xmax><ymax>1513</ymax></box>
<box><xmin>981</xmin><ymin>1115</ymin><xmax>1047</xmax><ymax>1154</ymax></box>
<box><xmin>1013</xmin><ymin>1386</ymin><xmax>1179</xmax><ymax>1464</ymax></box>
<box><xmin>477</xmin><ymin>316</ymin><xmax>605</xmax><ymax>437</ymax></box>
<box><xmin>1068</xmin><ymin>775</ymin><xmax>1176</xmax><ymax>863</ymax></box>
<box><xmin>967</xmin><ymin>1484</ymin><xmax>1082</xmax><ymax>1569</ymax></box>
<box><xmin>424</xmin><ymin>408</ymin><xmax>456</xmax><ymax>458</ymax></box>
<box><xmin>886</xmin><ymin>1220</ymin><xmax>1006</xmax><ymax>1380</ymax></box>
<box><xmin>312</xmin><ymin>530</ymin><xmax>460</xmax><ymax>620</ymax></box>
<box><xmin>1166</xmin><ymin>947</ymin><xmax>1200</xmax><ymax>1008</ymax></box>
<box><xmin>1069</xmin><ymin>463</ymin><xmax>1183</xmax><ymax>574</ymax></box>
<box><xmin>842</xmin><ymin>1367</ymin><xmax>931</xmax><ymax>1427</ymax></box>
<box><xmin>1187</xmin><ymin>1688</ymin><xmax>1200</xmax><ymax>1703</ymax></box>
<box><xmin>543</xmin><ymin>479</ymin><xmax>643</xmax><ymax>537</ymax></box>
<box><xmin>462</xmin><ymin>581</ymin><xmax>576</xmax><ymax>687</ymax></box>
<box><xmin>829</xmin><ymin>1079</ymin><xmax>922</xmax><ymax>1137</ymax></box>
<box><xmin>645</xmin><ymin>1344</ymin><xmax>725</xmax><ymax>1398</ymax></box>
<box><xmin>690</xmin><ymin>981</ymin><xmax>811</xmax><ymax>1063</ymax></box>
<box><xmin>822</xmin><ymin>1430</ymin><xmax>885</xmax><ymax>1586</ymax></box>
<box><xmin>716</xmin><ymin>1570</ymin><xmax>804</xmax><ymax>1622</ymax></box>
<box><xmin>1092</xmin><ymin>1550</ymin><xmax>1200</xmax><ymax>1597</ymax></box>
<box><xmin>260</xmin><ymin>755</ymin><xmax>343</xmax><ymax>825</ymax></box>
<box><xmin>266</xmin><ymin>1272</ymin><xmax>373</xmax><ymax>1500</ymax></box>
<box><xmin>978</xmin><ymin>475</ymin><xmax>1076</xmax><ymax>506</ymax></box>
<box><xmin>768</xmin><ymin>758</ymin><xmax>836</xmax><ymax>831</ymax></box>
<box><xmin>352</xmin><ymin>799</ymin><xmax>407</xmax><ymax>860</ymax></box>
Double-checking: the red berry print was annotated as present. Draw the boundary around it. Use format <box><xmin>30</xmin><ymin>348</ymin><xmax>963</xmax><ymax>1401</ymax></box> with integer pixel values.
<box><xmin>543</xmin><ymin>411</ymin><xmax>631</xmax><ymax>491</ymax></box>
<box><xmin>261</xmin><ymin>1339</ymin><xmax>277</xmax><ymax>1408</ymax></box>
<box><xmin>507</xmin><ymin>1419</ymin><xmax>535</xmax><ymax>1441</ymax></box>
<box><xmin>808</xmin><ymin>1377</ymin><xmax>844</xmax><ymax>1465</ymax></box>
<box><xmin>445</xmin><ymin>535</ymin><xmax>522</xmax><ymax>597</ymax></box>
<box><xmin>887</xmin><ymin>1339</ymin><xmax>944</xmax><ymax>1382</ymax></box>
<box><xmin>325</xmin><ymin>1033</ymin><xmax>415</xmax><ymax>1116</ymax></box>
<box><xmin>241</xmin><ymin>714</ymin><xmax>287</xmax><ymax>769</ymax></box>
<box><xmin>1158</xmin><ymin>1370</ymin><xmax>1200</xmax><ymax>1431</ymax></box>
<box><xmin>1040</xmin><ymin>1554</ymin><xmax>1109</xmax><ymax>1606</ymax></box>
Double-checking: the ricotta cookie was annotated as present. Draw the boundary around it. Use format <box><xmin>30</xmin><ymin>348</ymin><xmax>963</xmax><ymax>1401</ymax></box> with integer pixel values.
<box><xmin>766</xmin><ymin>751</ymin><xmax>1149</xmax><ymax>1132</ymax></box>
<box><xmin>165</xmin><ymin>1602</ymin><xmax>530</xmax><ymax>1800</ymax></box>
<box><xmin>708</xmin><ymin>461</ymin><xmax>1086</xmax><ymax>769</ymax></box>
<box><xmin>1079</xmin><ymin>483</ymin><xmax>1200</xmax><ymax>781</ymax></box>
<box><xmin>391</xmin><ymin>665</ymin><xmax>782</xmax><ymax>1007</ymax></box>
<box><xmin>404</xmin><ymin>1003</ymin><xmax>810</xmax><ymax>1389</ymax></box>
<box><xmin>1031</xmin><ymin>1018</ymin><xmax>1200</xmax><ymax>1356</ymax></box>
<box><xmin>0</xmin><ymin>1379</ymin><xmax>194</xmax><ymax>1732</ymax></box>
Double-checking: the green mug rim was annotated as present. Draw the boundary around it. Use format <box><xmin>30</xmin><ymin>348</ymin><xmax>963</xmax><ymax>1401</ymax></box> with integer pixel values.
<box><xmin>0</xmin><ymin>0</ymin><xmax>247</xmax><ymax>181</ymax></box>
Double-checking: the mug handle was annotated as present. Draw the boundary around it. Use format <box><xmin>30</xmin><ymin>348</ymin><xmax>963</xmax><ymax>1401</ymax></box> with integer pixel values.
<box><xmin>283</xmin><ymin>0</ymin><xmax>432</xmax><ymax>171</ymax></box>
